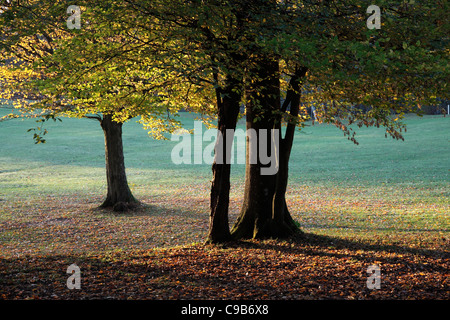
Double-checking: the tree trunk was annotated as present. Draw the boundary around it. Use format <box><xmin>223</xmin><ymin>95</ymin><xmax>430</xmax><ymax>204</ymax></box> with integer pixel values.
<box><xmin>271</xmin><ymin>67</ymin><xmax>308</xmax><ymax>237</ymax></box>
<box><xmin>231</xmin><ymin>59</ymin><xmax>306</xmax><ymax>240</ymax></box>
<box><xmin>207</xmin><ymin>76</ymin><xmax>242</xmax><ymax>243</ymax></box>
<box><xmin>231</xmin><ymin>56</ymin><xmax>281</xmax><ymax>239</ymax></box>
<box><xmin>100</xmin><ymin>114</ymin><xmax>138</xmax><ymax>211</ymax></box>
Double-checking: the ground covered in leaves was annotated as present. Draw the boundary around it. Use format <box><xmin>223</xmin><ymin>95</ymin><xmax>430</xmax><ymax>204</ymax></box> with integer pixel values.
<box><xmin>1</xmin><ymin>239</ymin><xmax>448</xmax><ymax>300</ymax></box>
<box><xmin>0</xmin><ymin>185</ymin><xmax>448</xmax><ymax>300</ymax></box>
<box><xmin>1</xmin><ymin>227</ymin><xmax>448</xmax><ymax>300</ymax></box>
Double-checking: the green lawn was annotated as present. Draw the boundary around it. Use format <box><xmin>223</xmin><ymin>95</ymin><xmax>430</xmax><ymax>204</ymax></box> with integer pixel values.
<box><xmin>0</xmin><ymin>107</ymin><xmax>449</xmax><ymax>255</ymax></box>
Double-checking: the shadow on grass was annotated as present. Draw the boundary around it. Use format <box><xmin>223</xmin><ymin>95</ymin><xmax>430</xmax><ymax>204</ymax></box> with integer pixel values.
<box><xmin>89</xmin><ymin>201</ymin><xmax>196</xmax><ymax>218</ymax></box>
<box><xmin>222</xmin><ymin>232</ymin><xmax>449</xmax><ymax>261</ymax></box>
<box><xmin>303</xmin><ymin>223</ymin><xmax>449</xmax><ymax>233</ymax></box>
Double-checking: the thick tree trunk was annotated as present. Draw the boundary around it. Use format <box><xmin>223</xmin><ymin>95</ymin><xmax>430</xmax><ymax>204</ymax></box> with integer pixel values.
<box><xmin>231</xmin><ymin>154</ymin><xmax>278</xmax><ymax>239</ymax></box>
<box><xmin>207</xmin><ymin>76</ymin><xmax>242</xmax><ymax>243</ymax></box>
<box><xmin>231</xmin><ymin>60</ymin><xmax>306</xmax><ymax>240</ymax></box>
<box><xmin>99</xmin><ymin>114</ymin><xmax>138</xmax><ymax>211</ymax></box>
<box><xmin>231</xmin><ymin>56</ymin><xmax>282</xmax><ymax>239</ymax></box>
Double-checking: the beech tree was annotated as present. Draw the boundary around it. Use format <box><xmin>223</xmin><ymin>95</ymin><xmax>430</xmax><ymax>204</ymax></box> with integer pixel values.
<box><xmin>230</xmin><ymin>0</ymin><xmax>449</xmax><ymax>239</ymax></box>
<box><xmin>0</xmin><ymin>0</ymin><xmax>181</xmax><ymax>210</ymax></box>
<box><xmin>103</xmin><ymin>0</ymin><xmax>249</xmax><ymax>242</ymax></box>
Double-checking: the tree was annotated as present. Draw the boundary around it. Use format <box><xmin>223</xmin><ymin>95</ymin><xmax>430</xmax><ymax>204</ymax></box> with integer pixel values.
<box><xmin>228</xmin><ymin>0</ymin><xmax>304</xmax><ymax>239</ymax></box>
<box><xmin>110</xmin><ymin>0</ymin><xmax>250</xmax><ymax>242</ymax></box>
<box><xmin>0</xmin><ymin>0</ymin><xmax>182</xmax><ymax>210</ymax></box>
<box><xmin>230</xmin><ymin>0</ymin><xmax>449</xmax><ymax>239</ymax></box>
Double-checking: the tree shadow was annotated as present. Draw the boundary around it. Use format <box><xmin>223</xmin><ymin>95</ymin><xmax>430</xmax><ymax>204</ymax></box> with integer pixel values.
<box><xmin>88</xmin><ymin>201</ymin><xmax>199</xmax><ymax>219</ymax></box>
<box><xmin>219</xmin><ymin>232</ymin><xmax>449</xmax><ymax>264</ymax></box>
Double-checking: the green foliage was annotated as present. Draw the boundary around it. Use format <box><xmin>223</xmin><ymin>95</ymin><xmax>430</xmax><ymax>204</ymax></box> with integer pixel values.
<box><xmin>0</xmin><ymin>0</ymin><xmax>184</xmax><ymax>138</ymax></box>
<box><xmin>1</xmin><ymin>0</ymin><xmax>448</xmax><ymax>140</ymax></box>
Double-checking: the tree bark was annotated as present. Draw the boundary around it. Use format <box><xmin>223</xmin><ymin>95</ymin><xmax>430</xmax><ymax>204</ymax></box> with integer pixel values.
<box><xmin>99</xmin><ymin>114</ymin><xmax>138</xmax><ymax>211</ymax></box>
<box><xmin>207</xmin><ymin>76</ymin><xmax>242</xmax><ymax>243</ymax></box>
<box><xmin>271</xmin><ymin>67</ymin><xmax>308</xmax><ymax>237</ymax></box>
<box><xmin>231</xmin><ymin>56</ymin><xmax>281</xmax><ymax>239</ymax></box>
<box><xmin>231</xmin><ymin>60</ymin><xmax>306</xmax><ymax>240</ymax></box>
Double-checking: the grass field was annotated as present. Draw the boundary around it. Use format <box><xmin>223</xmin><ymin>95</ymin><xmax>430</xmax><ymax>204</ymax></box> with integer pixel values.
<box><xmin>0</xmin><ymin>105</ymin><xmax>448</xmax><ymax>299</ymax></box>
